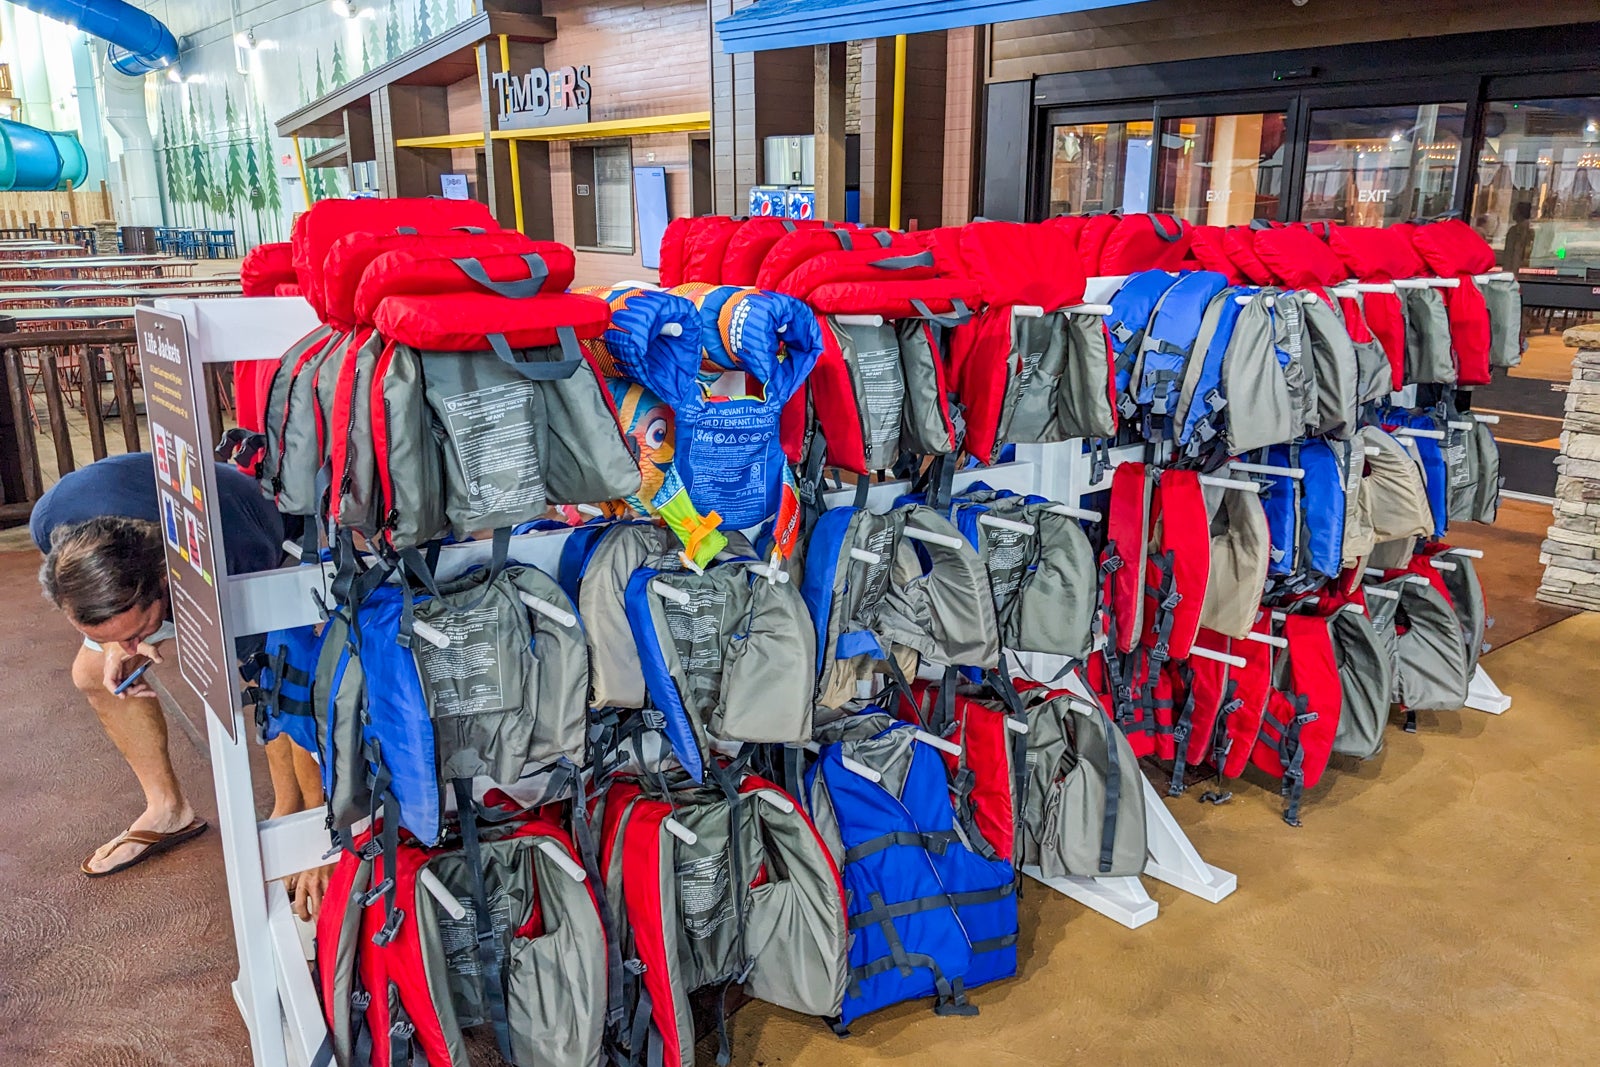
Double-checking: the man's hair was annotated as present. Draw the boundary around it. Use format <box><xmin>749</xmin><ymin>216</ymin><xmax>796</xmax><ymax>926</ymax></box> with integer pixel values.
<box><xmin>39</xmin><ymin>516</ymin><xmax>167</xmax><ymax>626</ymax></box>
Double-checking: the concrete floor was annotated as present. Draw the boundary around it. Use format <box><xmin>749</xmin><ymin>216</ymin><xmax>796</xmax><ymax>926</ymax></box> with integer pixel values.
<box><xmin>0</xmin><ymin>496</ymin><xmax>1584</xmax><ymax>1066</ymax></box>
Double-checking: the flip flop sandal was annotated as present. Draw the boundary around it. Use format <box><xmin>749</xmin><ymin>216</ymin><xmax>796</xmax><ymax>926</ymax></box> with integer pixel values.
<box><xmin>81</xmin><ymin>817</ymin><xmax>210</xmax><ymax>878</ymax></box>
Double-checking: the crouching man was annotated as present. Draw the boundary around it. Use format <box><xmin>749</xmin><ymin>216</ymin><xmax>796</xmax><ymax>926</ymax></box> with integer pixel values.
<box><xmin>33</xmin><ymin>453</ymin><xmax>328</xmax><ymax>916</ymax></box>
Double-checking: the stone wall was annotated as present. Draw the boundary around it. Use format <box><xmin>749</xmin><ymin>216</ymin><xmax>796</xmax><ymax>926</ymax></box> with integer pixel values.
<box><xmin>1537</xmin><ymin>324</ymin><xmax>1600</xmax><ymax>610</ymax></box>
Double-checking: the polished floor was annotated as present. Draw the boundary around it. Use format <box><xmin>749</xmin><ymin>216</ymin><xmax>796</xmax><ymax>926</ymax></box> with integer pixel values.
<box><xmin>0</xmin><ymin>493</ymin><xmax>1589</xmax><ymax>1066</ymax></box>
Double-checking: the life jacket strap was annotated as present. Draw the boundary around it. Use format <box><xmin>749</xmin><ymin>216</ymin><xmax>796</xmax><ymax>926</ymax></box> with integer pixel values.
<box><xmin>451</xmin><ymin>776</ymin><xmax>516</xmax><ymax>1064</ymax></box>
<box><xmin>843</xmin><ymin>829</ymin><xmax>960</xmax><ymax>866</ymax></box>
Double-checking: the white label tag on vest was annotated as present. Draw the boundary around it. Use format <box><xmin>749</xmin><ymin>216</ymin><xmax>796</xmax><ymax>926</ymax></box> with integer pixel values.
<box><xmin>440</xmin><ymin>378</ymin><xmax>546</xmax><ymax>518</ymax></box>
<box><xmin>676</xmin><ymin>851</ymin><xmax>733</xmax><ymax>940</ymax></box>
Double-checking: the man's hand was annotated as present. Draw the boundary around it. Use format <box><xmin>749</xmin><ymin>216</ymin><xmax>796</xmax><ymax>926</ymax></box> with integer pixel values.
<box><xmin>101</xmin><ymin>641</ymin><xmax>164</xmax><ymax>700</ymax></box>
<box><xmin>286</xmin><ymin>865</ymin><xmax>333</xmax><ymax>923</ymax></box>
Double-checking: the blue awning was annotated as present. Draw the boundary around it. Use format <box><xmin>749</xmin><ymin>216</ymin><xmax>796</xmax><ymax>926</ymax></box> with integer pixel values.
<box><xmin>715</xmin><ymin>0</ymin><xmax>1147</xmax><ymax>53</ymax></box>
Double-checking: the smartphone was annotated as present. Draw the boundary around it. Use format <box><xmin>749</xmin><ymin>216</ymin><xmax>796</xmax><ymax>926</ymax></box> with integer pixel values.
<box><xmin>113</xmin><ymin>654</ymin><xmax>154</xmax><ymax>695</ymax></box>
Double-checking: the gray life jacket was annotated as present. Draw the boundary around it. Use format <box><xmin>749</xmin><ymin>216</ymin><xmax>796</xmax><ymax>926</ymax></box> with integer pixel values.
<box><xmin>1401</xmin><ymin>287</ymin><xmax>1456</xmax><ymax>385</ymax></box>
<box><xmin>319</xmin><ymin>812</ymin><xmax>608</xmax><ymax>1067</ymax></box>
<box><xmin>1336</xmin><ymin>293</ymin><xmax>1395</xmax><ymax>404</ymax></box>
<box><xmin>1198</xmin><ymin>470</ymin><xmax>1271</xmax><ymax>639</ymax></box>
<box><xmin>1481</xmin><ymin>276</ymin><xmax>1523</xmax><ymax>369</ymax></box>
<box><xmin>824</xmin><ymin>318</ymin><xmax>959</xmax><ymax>472</ymax></box>
<box><xmin>314</xmin><ymin>561</ymin><xmax>589</xmax><ymax>839</ymax></box>
<box><xmin>947</xmin><ymin>488</ymin><xmax>1096</xmax><ymax>662</ymax></box>
<box><xmin>1218</xmin><ymin>288</ymin><xmax>1300</xmax><ymax>455</ymax></box>
<box><xmin>1433</xmin><ymin>549</ymin><xmax>1489</xmax><ymax>675</ymax></box>
<box><xmin>256</xmin><ymin>323</ymin><xmax>342</xmax><ymax>516</ymax></box>
<box><xmin>625</xmin><ymin>552</ymin><xmax>817</xmax><ymax>779</ymax></box>
<box><xmin>1299</xmin><ymin>292</ymin><xmax>1360</xmax><ymax>439</ymax></box>
<box><xmin>1446</xmin><ymin>418</ymin><xmax>1502</xmax><ymax>525</ymax></box>
<box><xmin>802</xmin><ymin>503</ymin><xmax>1000</xmax><ymax>712</ymax></box>
<box><xmin>601</xmin><ymin>772</ymin><xmax>848</xmax><ymax>1067</ymax></box>
<box><xmin>995</xmin><ymin>309</ymin><xmax>1117</xmax><ymax>448</ymax></box>
<box><xmin>1364</xmin><ymin>571</ymin><xmax>1470</xmax><ymax>714</ymax></box>
<box><xmin>1351</xmin><ymin>426</ymin><xmax>1435</xmax><ymax>571</ymax></box>
<box><xmin>1016</xmin><ymin>683</ymin><xmax>1147</xmax><ymax>879</ymax></box>
<box><xmin>1328</xmin><ymin>604</ymin><xmax>1393</xmax><ymax>760</ymax></box>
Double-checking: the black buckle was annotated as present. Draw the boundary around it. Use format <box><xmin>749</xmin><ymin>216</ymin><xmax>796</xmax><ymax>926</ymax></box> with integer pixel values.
<box><xmin>372</xmin><ymin>907</ymin><xmax>406</xmax><ymax>946</ymax></box>
<box><xmin>390</xmin><ymin>1021</ymin><xmax>415</xmax><ymax>1040</ymax></box>
<box><xmin>360</xmin><ymin>877</ymin><xmax>393</xmax><ymax>908</ymax></box>
<box><xmin>1101</xmin><ymin>556</ymin><xmax>1124</xmax><ymax>574</ymax></box>
<box><xmin>623</xmin><ymin>958</ymin><xmax>647</xmax><ymax>975</ymax></box>
<box><xmin>359</xmin><ymin>839</ymin><xmax>383</xmax><ymax>861</ymax></box>
<box><xmin>351</xmin><ymin>991</ymin><xmax>371</xmax><ymax>1010</ymax></box>
<box><xmin>641</xmin><ymin>709</ymin><xmax>667</xmax><ymax>732</ymax></box>
<box><xmin>1161</xmin><ymin>591</ymin><xmax>1182</xmax><ymax>611</ymax></box>
<box><xmin>1199</xmin><ymin>790</ymin><xmax>1233</xmax><ymax>805</ymax></box>
<box><xmin>1150</xmin><ymin>641</ymin><xmax>1170</xmax><ymax>664</ymax></box>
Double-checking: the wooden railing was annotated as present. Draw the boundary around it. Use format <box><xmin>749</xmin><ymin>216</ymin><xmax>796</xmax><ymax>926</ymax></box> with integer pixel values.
<box><xmin>0</xmin><ymin>327</ymin><xmax>233</xmax><ymax>523</ymax></box>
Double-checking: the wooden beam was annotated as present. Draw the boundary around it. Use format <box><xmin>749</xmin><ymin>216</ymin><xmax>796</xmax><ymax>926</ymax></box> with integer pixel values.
<box><xmin>813</xmin><ymin>43</ymin><xmax>847</xmax><ymax>224</ymax></box>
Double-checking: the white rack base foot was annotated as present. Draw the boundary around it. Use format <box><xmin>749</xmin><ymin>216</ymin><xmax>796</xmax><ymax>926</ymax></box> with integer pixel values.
<box><xmin>1021</xmin><ymin>867</ymin><xmax>1158</xmax><ymax>929</ymax></box>
<box><xmin>1142</xmin><ymin>777</ymin><xmax>1238</xmax><ymax>903</ymax></box>
<box><xmin>1464</xmin><ymin>664</ymin><xmax>1511</xmax><ymax>714</ymax></box>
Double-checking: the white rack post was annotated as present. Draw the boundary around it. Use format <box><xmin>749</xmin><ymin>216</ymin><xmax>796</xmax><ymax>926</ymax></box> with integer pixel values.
<box><xmin>156</xmin><ymin>297</ymin><xmax>332</xmax><ymax>1067</ymax></box>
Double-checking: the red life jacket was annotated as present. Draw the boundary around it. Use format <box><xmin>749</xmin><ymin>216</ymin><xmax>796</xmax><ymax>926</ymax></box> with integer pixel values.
<box><xmin>1098</xmin><ymin>212</ymin><xmax>1192</xmax><ymax>274</ymax></box>
<box><xmin>290</xmin><ymin>197</ymin><xmax>495</xmax><ymax>323</ymax></box>
<box><xmin>1186</xmin><ymin>225</ymin><xmax>1242</xmax><ymax>282</ymax></box>
<box><xmin>1074</xmin><ymin>213</ymin><xmax>1121</xmax><ymax>275</ymax></box>
<box><xmin>1253</xmin><ymin>224</ymin><xmax>1348</xmax><ymax>293</ymax></box>
<box><xmin>944</xmin><ymin>221</ymin><xmax>1111</xmax><ymax>464</ymax></box>
<box><xmin>899</xmin><ymin>676</ymin><xmax>1029</xmax><ymax>862</ymax></box>
<box><xmin>1221</xmin><ymin>225</ymin><xmax>1276</xmax><ymax>286</ymax></box>
<box><xmin>1327</xmin><ymin>226</ymin><xmax>1421</xmax><ymax>389</ymax></box>
<box><xmin>1143</xmin><ymin>469</ymin><xmax>1211</xmax><ymax>663</ymax></box>
<box><xmin>721</xmin><ymin>217</ymin><xmax>842</xmax><ymax>284</ymax></box>
<box><xmin>1251</xmin><ymin>612</ymin><xmax>1343</xmax><ymax>825</ymax></box>
<box><xmin>234</xmin><ymin>241</ymin><xmax>298</xmax><ymax>435</ymax></box>
<box><xmin>317</xmin><ymin>808</ymin><xmax>607</xmax><ymax>1067</ymax></box>
<box><xmin>1410</xmin><ymin>219</ymin><xmax>1496</xmax><ymax>386</ymax></box>
<box><xmin>1168</xmin><ymin>618</ymin><xmax>1274</xmax><ymax>785</ymax></box>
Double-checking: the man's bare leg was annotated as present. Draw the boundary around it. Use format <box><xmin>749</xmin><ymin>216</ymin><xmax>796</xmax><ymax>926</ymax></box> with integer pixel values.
<box><xmin>264</xmin><ymin>734</ymin><xmax>306</xmax><ymax>819</ymax></box>
<box><xmin>72</xmin><ymin>643</ymin><xmax>196</xmax><ymax>873</ymax></box>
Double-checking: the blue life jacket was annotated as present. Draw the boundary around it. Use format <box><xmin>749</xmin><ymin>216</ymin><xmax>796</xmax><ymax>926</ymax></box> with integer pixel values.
<box><xmin>246</xmin><ymin>625</ymin><xmax>322</xmax><ymax>755</ymax></box>
<box><xmin>1261</xmin><ymin>444</ymin><xmax>1302</xmax><ymax>578</ymax></box>
<box><xmin>1106</xmin><ymin>270</ymin><xmax>1180</xmax><ymax>410</ymax></box>
<box><xmin>635</xmin><ymin>286</ymin><xmax>823</xmax><ymax>531</ymax></box>
<box><xmin>1299</xmin><ymin>439</ymin><xmax>1347</xmax><ymax>579</ymax></box>
<box><xmin>1398</xmin><ymin>414</ymin><xmax>1449</xmax><ymax>537</ymax></box>
<box><xmin>349</xmin><ymin>584</ymin><xmax>442</xmax><ymax>841</ymax></box>
<box><xmin>1176</xmin><ymin>286</ymin><xmax>1250</xmax><ymax>448</ymax></box>
<box><xmin>807</xmin><ymin>715</ymin><xmax>1016</xmax><ymax>1025</ymax></box>
<box><xmin>1259</xmin><ymin>441</ymin><xmax>1346</xmax><ymax>584</ymax></box>
<box><xmin>1133</xmin><ymin>271</ymin><xmax>1230</xmax><ymax>424</ymax></box>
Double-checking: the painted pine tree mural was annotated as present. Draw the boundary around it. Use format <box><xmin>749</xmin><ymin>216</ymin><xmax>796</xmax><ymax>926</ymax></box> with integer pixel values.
<box><xmin>415</xmin><ymin>0</ymin><xmax>430</xmax><ymax>46</ymax></box>
<box><xmin>207</xmin><ymin>97</ymin><xmax>228</xmax><ymax>219</ymax></box>
<box><xmin>224</xmin><ymin>87</ymin><xmax>249</xmax><ymax>245</ymax></box>
<box><xmin>244</xmin><ymin>133</ymin><xmax>266</xmax><ymax>247</ymax></box>
<box><xmin>260</xmin><ymin>105</ymin><xmax>284</xmax><ymax>238</ymax></box>
<box><xmin>331</xmin><ymin>41</ymin><xmax>348</xmax><ymax>88</ymax></box>
<box><xmin>187</xmin><ymin>95</ymin><xmax>212</xmax><ymax>228</ymax></box>
<box><xmin>385</xmin><ymin>2</ymin><xmax>401</xmax><ymax>60</ymax></box>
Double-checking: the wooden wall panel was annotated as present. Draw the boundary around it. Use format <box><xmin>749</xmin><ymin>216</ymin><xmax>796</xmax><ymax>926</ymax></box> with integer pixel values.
<box><xmin>0</xmin><ymin>187</ymin><xmax>114</xmax><ymax>228</ymax></box>
<box><xmin>540</xmin><ymin>0</ymin><xmax>710</xmax><ymax>119</ymax></box>
<box><xmin>941</xmin><ymin>27</ymin><xmax>982</xmax><ymax>227</ymax></box>
<box><xmin>988</xmin><ymin>0</ymin><xmax>1591</xmax><ymax>82</ymax></box>
<box><xmin>550</xmin><ymin>133</ymin><xmax>695</xmax><ymax>287</ymax></box>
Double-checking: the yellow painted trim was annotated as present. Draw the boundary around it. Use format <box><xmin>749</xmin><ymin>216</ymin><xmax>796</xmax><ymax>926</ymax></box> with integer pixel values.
<box><xmin>394</xmin><ymin>132</ymin><xmax>491</xmax><ymax>150</ymax></box>
<box><xmin>291</xmin><ymin>136</ymin><xmax>313</xmax><ymax>208</ymax></box>
<box><xmin>398</xmin><ymin>113</ymin><xmax>711</xmax><ymax>151</ymax></box>
<box><xmin>889</xmin><ymin>34</ymin><xmax>906</xmax><ymax>230</ymax></box>
<box><xmin>499</xmin><ymin>34</ymin><xmax>525</xmax><ymax>233</ymax></box>
<box><xmin>490</xmin><ymin>111</ymin><xmax>711</xmax><ymax>142</ymax></box>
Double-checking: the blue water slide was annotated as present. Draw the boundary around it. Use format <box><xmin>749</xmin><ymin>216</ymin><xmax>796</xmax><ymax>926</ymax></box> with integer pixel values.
<box><xmin>0</xmin><ymin>119</ymin><xmax>63</xmax><ymax>189</ymax></box>
<box><xmin>6</xmin><ymin>0</ymin><xmax>179</xmax><ymax>76</ymax></box>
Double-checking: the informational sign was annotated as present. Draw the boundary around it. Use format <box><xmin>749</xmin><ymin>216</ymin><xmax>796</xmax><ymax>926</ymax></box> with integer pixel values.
<box><xmin>492</xmin><ymin>64</ymin><xmax>591</xmax><ymax>130</ymax></box>
<box><xmin>440</xmin><ymin>173</ymin><xmax>470</xmax><ymax>200</ymax></box>
<box><xmin>634</xmin><ymin>166</ymin><xmax>667</xmax><ymax>269</ymax></box>
<box><xmin>135</xmin><ymin>307</ymin><xmax>238</xmax><ymax>739</ymax></box>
